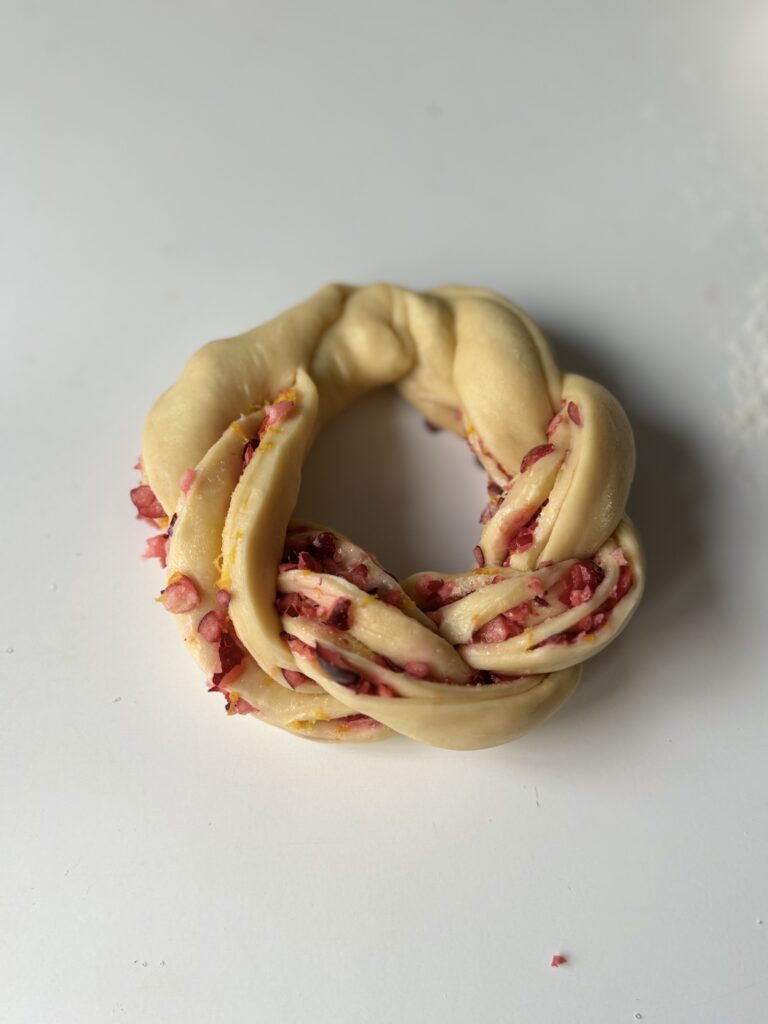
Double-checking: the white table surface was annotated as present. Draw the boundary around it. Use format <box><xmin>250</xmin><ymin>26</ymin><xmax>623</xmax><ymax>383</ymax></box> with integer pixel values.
<box><xmin>2</xmin><ymin>2</ymin><xmax>767</xmax><ymax>1022</ymax></box>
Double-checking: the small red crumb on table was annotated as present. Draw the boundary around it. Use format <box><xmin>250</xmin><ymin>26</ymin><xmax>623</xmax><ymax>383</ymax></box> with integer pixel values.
<box><xmin>550</xmin><ymin>954</ymin><xmax>567</xmax><ymax>967</ymax></box>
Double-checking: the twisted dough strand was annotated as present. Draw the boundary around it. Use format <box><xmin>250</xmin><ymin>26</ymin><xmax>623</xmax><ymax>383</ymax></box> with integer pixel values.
<box><xmin>136</xmin><ymin>284</ymin><xmax>643</xmax><ymax>749</ymax></box>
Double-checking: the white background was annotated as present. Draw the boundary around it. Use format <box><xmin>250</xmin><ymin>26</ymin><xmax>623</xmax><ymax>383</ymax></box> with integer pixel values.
<box><xmin>2</xmin><ymin>2</ymin><xmax>767</xmax><ymax>1022</ymax></box>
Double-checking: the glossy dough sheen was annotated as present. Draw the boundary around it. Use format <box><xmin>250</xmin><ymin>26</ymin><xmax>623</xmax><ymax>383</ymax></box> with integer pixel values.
<box><xmin>140</xmin><ymin>284</ymin><xmax>644</xmax><ymax>750</ymax></box>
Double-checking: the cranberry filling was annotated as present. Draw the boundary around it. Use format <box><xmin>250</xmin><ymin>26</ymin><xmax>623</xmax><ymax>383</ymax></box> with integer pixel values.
<box><xmin>335</xmin><ymin>713</ymin><xmax>379</xmax><ymax>727</ymax></box>
<box><xmin>130</xmin><ymin>484</ymin><xmax>165</xmax><ymax>521</ymax></box>
<box><xmin>242</xmin><ymin>437</ymin><xmax>260</xmax><ymax>469</ymax></box>
<box><xmin>258</xmin><ymin>398</ymin><xmax>295</xmax><ymax>438</ymax></box>
<box><xmin>340</xmin><ymin>562</ymin><xmax>369</xmax><ymax>590</ymax></box>
<box><xmin>540</xmin><ymin>555</ymin><xmax>633</xmax><ymax>645</ymax></box>
<box><xmin>520</xmin><ymin>443</ymin><xmax>555</xmax><ymax>474</ymax></box>
<box><xmin>415</xmin><ymin>577</ymin><xmax>461</xmax><ymax>612</ymax></box>
<box><xmin>212</xmin><ymin>630</ymin><xmax>245</xmax><ymax>684</ymax></box>
<box><xmin>558</xmin><ymin>560</ymin><xmax>604</xmax><ymax>608</ymax></box>
<box><xmin>161</xmin><ymin>574</ymin><xmax>200</xmax><ymax>613</ymax></box>
<box><xmin>325</xmin><ymin>598</ymin><xmax>352</xmax><ymax>629</ymax></box>
<box><xmin>471</xmin><ymin>549</ymin><xmax>633</xmax><ymax>648</ymax></box>
<box><xmin>238</xmin><ymin>395</ymin><xmax>296</xmax><ymax>473</ymax></box>
<box><xmin>143</xmin><ymin>533</ymin><xmax>169</xmax><ymax>567</ymax></box>
<box><xmin>504</xmin><ymin>503</ymin><xmax>547</xmax><ymax>560</ymax></box>
<box><xmin>282</xmin><ymin>668</ymin><xmax>316</xmax><ymax>689</ymax></box>
<box><xmin>403</xmin><ymin>661</ymin><xmax>430</xmax><ymax>678</ymax></box>
<box><xmin>275</xmin><ymin>592</ymin><xmax>352</xmax><ymax>630</ymax></box>
<box><xmin>471</xmin><ymin>602</ymin><xmax>531</xmax><ymax>644</ymax></box>
<box><xmin>279</xmin><ymin>531</ymin><xmax>378</xmax><ymax>595</ymax></box>
<box><xmin>308</xmin><ymin>531</ymin><xmax>337</xmax><ymax>559</ymax></box>
<box><xmin>198</xmin><ymin>610</ymin><xmax>223</xmax><ymax>643</ymax></box>
<box><xmin>282</xmin><ymin>632</ymin><xmax>317</xmax><ymax>659</ymax></box>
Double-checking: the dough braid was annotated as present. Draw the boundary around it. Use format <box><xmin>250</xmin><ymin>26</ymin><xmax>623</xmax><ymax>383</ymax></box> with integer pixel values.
<box><xmin>133</xmin><ymin>284</ymin><xmax>643</xmax><ymax>750</ymax></box>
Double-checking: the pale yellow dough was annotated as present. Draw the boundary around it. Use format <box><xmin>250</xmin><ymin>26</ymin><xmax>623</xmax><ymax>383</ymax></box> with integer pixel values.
<box><xmin>141</xmin><ymin>283</ymin><xmax>644</xmax><ymax>750</ymax></box>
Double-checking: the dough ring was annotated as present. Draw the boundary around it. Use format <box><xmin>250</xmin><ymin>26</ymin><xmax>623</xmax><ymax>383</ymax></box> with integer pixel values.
<box><xmin>131</xmin><ymin>284</ymin><xmax>644</xmax><ymax>750</ymax></box>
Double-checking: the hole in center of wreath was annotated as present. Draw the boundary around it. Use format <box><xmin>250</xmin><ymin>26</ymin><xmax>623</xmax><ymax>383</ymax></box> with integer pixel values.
<box><xmin>294</xmin><ymin>387</ymin><xmax>487</xmax><ymax>580</ymax></box>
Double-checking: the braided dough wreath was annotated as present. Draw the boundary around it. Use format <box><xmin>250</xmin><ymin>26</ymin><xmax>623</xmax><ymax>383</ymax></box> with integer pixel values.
<box><xmin>131</xmin><ymin>284</ymin><xmax>643</xmax><ymax>750</ymax></box>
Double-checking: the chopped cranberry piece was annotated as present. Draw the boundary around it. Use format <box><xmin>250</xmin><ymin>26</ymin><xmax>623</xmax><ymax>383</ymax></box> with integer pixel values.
<box><xmin>309</xmin><ymin>532</ymin><xmax>337</xmax><ymax>559</ymax></box>
<box><xmin>336</xmin><ymin>713</ymin><xmax>376</xmax><ymax>726</ymax></box>
<box><xmin>143</xmin><ymin>534</ymin><xmax>168</xmax><ymax>567</ymax></box>
<box><xmin>218</xmin><ymin>631</ymin><xmax>244</xmax><ymax>674</ymax></box>
<box><xmin>258</xmin><ymin>398</ymin><xmax>295</xmax><ymax>436</ymax></box>
<box><xmin>505</xmin><ymin>504</ymin><xmax>547</xmax><ymax>559</ymax></box>
<box><xmin>198</xmin><ymin>611</ymin><xmax>223</xmax><ymax>643</ymax></box>
<box><xmin>415</xmin><ymin>577</ymin><xmax>443</xmax><ymax>602</ymax></box>
<box><xmin>404</xmin><ymin>661</ymin><xmax>431</xmax><ymax>678</ymax></box>
<box><xmin>340</xmin><ymin>562</ymin><xmax>369</xmax><ymax>590</ymax></box>
<box><xmin>479</xmin><ymin>499</ymin><xmax>500</xmax><ymax>524</ymax></box>
<box><xmin>509</xmin><ymin>525</ymin><xmax>535</xmax><ymax>553</ymax></box>
<box><xmin>541</xmin><ymin>633</ymin><xmax>571</xmax><ymax>646</ymax></box>
<box><xmin>326</xmin><ymin>598</ymin><xmax>352</xmax><ymax>630</ymax></box>
<box><xmin>520</xmin><ymin>443</ymin><xmax>555</xmax><ymax>474</ymax></box>
<box><xmin>504</xmin><ymin>602</ymin><xmax>531</xmax><ymax>628</ymax></box>
<box><xmin>551</xmin><ymin>955</ymin><xmax>567</xmax><ymax>967</ymax></box>
<box><xmin>275</xmin><ymin>592</ymin><xmax>305</xmax><ymax>618</ymax></box>
<box><xmin>212</xmin><ymin>630</ymin><xmax>245</xmax><ymax>685</ymax></box>
<box><xmin>612</xmin><ymin>564</ymin><xmax>632</xmax><ymax>603</ymax></box>
<box><xmin>242</xmin><ymin>438</ymin><xmax>260</xmax><ymax>469</ymax></box>
<box><xmin>130</xmin><ymin>484</ymin><xmax>165</xmax><ymax>521</ymax></box>
<box><xmin>415</xmin><ymin>577</ymin><xmax>458</xmax><ymax>611</ymax></box>
<box><xmin>282</xmin><ymin>668</ymin><xmax>315</xmax><ymax>689</ymax></box>
<box><xmin>473</xmin><ymin>614</ymin><xmax>511</xmax><ymax>644</ymax></box>
<box><xmin>527</xmin><ymin>576</ymin><xmax>545</xmax><ymax>598</ymax></box>
<box><xmin>297</xmin><ymin>551</ymin><xmax>322</xmax><ymax>573</ymax></box>
<box><xmin>282</xmin><ymin>633</ymin><xmax>317</xmax><ymax>659</ymax></box>
<box><xmin>276</xmin><ymin>592</ymin><xmax>351</xmax><ymax>630</ymax></box>
<box><xmin>567</xmin><ymin>401</ymin><xmax>582</xmax><ymax>426</ymax></box>
<box><xmin>473</xmin><ymin>545</ymin><xmax>485</xmax><ymax>568</ymax></box>
<box><xmin>161</xmin><ymin>574</ymin><xmax>200</xmax><ymax>613</ymax></box>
